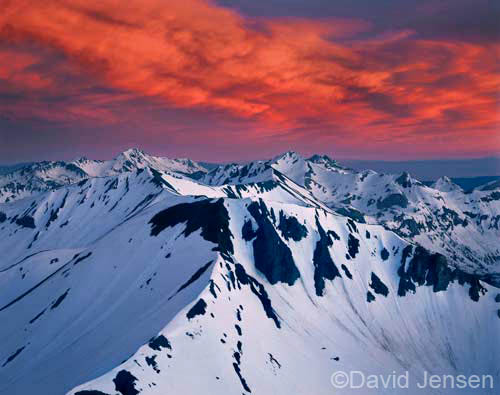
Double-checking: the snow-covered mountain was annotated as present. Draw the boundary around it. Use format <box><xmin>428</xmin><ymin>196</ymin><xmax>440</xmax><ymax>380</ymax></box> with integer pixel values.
<box><xmin>0</xmin><ymin>149</ymin><xmax>207</xmax><ymax>203</ymax></box>
<box><xmin>199</xmin><ymin>151</ymin><xmax>500</xmax><ymax>280</ymax></box>
<box><xmin>0</xmin><ymin>150</ymin><xmax>498</xmax><ymax>395</ymax></box>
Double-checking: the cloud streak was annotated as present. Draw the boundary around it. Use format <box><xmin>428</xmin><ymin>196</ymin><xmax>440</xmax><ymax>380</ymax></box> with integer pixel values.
<box><xmin>0</xmin><ymin>0</ymin><xmax>498</xmax><ymax>159</ymax></box>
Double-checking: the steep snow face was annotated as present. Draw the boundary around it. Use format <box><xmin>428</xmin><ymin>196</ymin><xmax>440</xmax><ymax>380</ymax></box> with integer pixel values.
<box><xmin>0</xmin><ymin>167</ymin><xmax>328</xmax><ymax>268</ymax></box>
<box><xmin>0</xmin><ymin>171</ymin><xmax>498</xmax><ymax>395</ymax></box>
<box><xmin>275</xmin><ymin>158</ymin><xmax>500</xmax><ymax>278</ymax></box>
<box><xmin>2</xmin><ymin>149</ymin><xmax>498</xmax><ymax>276</ymax></box>
<box><xmin>199</xmin><ymin>151</ymin><xmax>500</xmax><ymax>279</ymax></box>
<box><xmin>0</xmin><ymin>169</ymin><xmax>175</xmax><ymax>266</ymax></box>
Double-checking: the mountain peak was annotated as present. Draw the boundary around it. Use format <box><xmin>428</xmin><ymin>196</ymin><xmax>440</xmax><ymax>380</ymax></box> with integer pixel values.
<box><xmin>395</xmin><ymin>171</ymin><xmax>413</xmax><ymax>188</ymax></box>
<box><xmin>120</xmin><ymin>147</ymin><xmax>146</xmax><ymax>158</ymax></box>
<box><xmin>307</xmin><ymin>154</ymin><xmax>341</xmax><ymax>168</ymax></box>
<box><xmin>274</xmin><ymin>151</ymin><xmax>303</xmax><ymax>161</ymax></box>
<box><xmin>432</xmin><ymin>176</ymin><xmax>461</xmax><ymax>192</ymax></box>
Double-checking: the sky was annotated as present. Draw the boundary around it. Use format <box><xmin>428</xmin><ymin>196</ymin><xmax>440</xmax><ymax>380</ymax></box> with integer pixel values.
<box><xmin>0</xmin><ymin>0</ymin><xmax>499</xmax><ymax>164</ymax></box>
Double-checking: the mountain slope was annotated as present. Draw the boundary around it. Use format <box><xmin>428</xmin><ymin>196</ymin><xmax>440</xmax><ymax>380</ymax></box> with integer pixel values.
<box><xmin>0</xmin><ymin>150</ymin><xmax>498</xmax><ymax>395</ymax></box>
<box><xmin>0</xmin><ymin>149</ymin><xmax>208</xmax><ymax>203</ymax></box>
<box><xmin>197</xmin><ymin>151</ymin><xmax>500</xmax><ymax>280</ymax></box>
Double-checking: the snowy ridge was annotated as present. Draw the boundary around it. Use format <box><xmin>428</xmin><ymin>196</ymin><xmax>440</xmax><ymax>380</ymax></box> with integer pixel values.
<box><xmin>199</xmin><ymin>151</ymin><xmax>500</xmax><ymax>278</ymax></box>
<box><xmin>0</xmin><ymin>149</ymin><xmax>207</xmax><ymax>203</ymax></box>
<box><xmin>0</xmin><ymin>150</ymin><xmax>499</xmax><ymax>395</ymax></box>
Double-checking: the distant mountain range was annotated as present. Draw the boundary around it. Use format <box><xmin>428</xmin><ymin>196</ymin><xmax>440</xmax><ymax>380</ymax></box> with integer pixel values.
<box><xmin>0</xmin><ymin>149</ymin><xmax>498</xmax><ymax>394</ymax></box>
<box><xmin>343</xmin><ymin>156</ymin><xmax>500</xmax><ymax>181</ymax></box>
<box><xmin>422</xmin><ymin>176</ymin><xmax>500</xmax><ymax>192</ymax></box>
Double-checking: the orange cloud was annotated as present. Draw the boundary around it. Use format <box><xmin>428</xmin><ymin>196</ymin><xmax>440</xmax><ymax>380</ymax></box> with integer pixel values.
<box><xmin>0</xmin><ymin>0</ymin><xmax>499</xmax><ymax>156</ymax></box>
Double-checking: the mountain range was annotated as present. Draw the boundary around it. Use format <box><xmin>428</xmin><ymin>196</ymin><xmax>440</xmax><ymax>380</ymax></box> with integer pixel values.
<box><xmin>0</xmin><ymin>149</ymin><xmax>499</xmax><ymax>394</ymax></box>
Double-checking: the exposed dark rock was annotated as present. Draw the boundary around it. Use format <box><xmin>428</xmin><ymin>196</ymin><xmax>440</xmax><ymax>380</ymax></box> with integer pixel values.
<box><xmin>148</xmin><ymin>335</ymin><xmax>171</xmax><ymax>351</ymax></box>
<box><xmin>234</xmin><ymin>263</ymin><xmax>280</xmax><ymax>328</ymax></box>
<box><xmin>150</xmin><ymin>168</ymin><xmax>177</xmax><ymax>190</ymax></box>
<box><xmin>328</xmin><ymin>229</ymin><xmax>341</xmax><ymax>241</ymax></box>
<box><xmin>495</xmin><ymin>294</ymin><xmax>500</xmax><ymax>303</ymax></box>
<box><xmin>145</xmin><ymin>355</ymin><xmax>160</xmax><ymax>373</ymax></box>
<box><xmin>241</xmin><ymin>220</ymin><xmax>256</xmax><ymax>241</ymax></box>
<box><xmin>113</xmin><ymin>370</ymin><xmax>139</xmax><ymax>395</ymax></box>
<box><xmin>129</xmin><ymin>193</ymin><xmax>157</xmax><ymax>216</ymax></box>
<box><xmin>75</xmin><ymin>391</ymin><xmax>110</xmax><ymax>395</ymax></box>
<box><xmin>380</xmin><ymin>248</ymin><xmax>390</xmax><ymax>261</ymax></box>
<box><xmin>51</xmin><ymin>288</ymin><xmax>70</xmax><ymax>309</ymax></box>
<box><xmin>395</xmin><ymin>172</ymin><xmax>412</xmax><ymax>188</ymax></box>
<box><xmin>247</xmin><ymin>200</ymin><xmax>300</xmax><ymax>286</ymax></box>
<box><xmin>346</xmin><ymin>219</ymin><xmax>358</xmax><ymax>233</ymax></box>
<box><xmin>46</xmin><ymin>193</ymin><xmax>69</xmax><ymax>228</ymax></box>
<box><xmin>0</xmin><ymin>255</ymin><xmax>78</xmax><ymax>313</ymax></box>
<box><xmin>347</xmin><ymin>234</ymin><xmax>360</xmax><ymax>259</ymax></box>
<box><xmin>366</xmin><ymin>291</ymin><xmax>375</xmax><ymax>303</ymax></box>
<box><xmin>268</xmin><ymin>353</ymin><xmax>281</xmax><ymax>368</ymax></box>
<box><xmin>312</xmin><ymin>219</ymin><xmax>341</xmax><ymax>296</ymax></box>
<box><xmin>277</xmin><ymin>211</ymin><xmax>308</xmax><ymax>241</ymax></box>
<box><xmin>183</xmin><ymin>170</ymin><xmax>206</xmax><ymax>180</ymax></box>
<box><xmin>456</xmin><ymin>271</ymin><xmax>487</xmax><ymax>302</ymax></box>
<box><xmin>186</xmin><ymin>298</ymin><xmax>207</xmax><ymax>320</ymax></box>
<box><xmin>441</xmin><ymin>207</ymin><xmax>468</xmax><ymax>227</ymax></box>
<box><xmin>15</xmin><ymin>215</ymin><xmax>36</xmax><ymax>229</ymax></box>
<box><xmin>341</xmin><ymin>264</ymin><xmax>352</xmax><ymax>280</ymax></box>
<box><xmin>209</xmin><ymin>280</ymin><xmax>220</xmax><ymax>298</ymax></box>
<box><xmin>396</xmin><ymin>217</ymin><xmax>424</xmax><ymax>237</ymax></box>
<box><xmin>149</xmin><ymin>198</ymin><xmax>233</xmax><ymax>255</ymax></box>
<box><xmin>235</xmin><ymin>324</ymin><xmax>242</xmax><ymax>336</ymax></box>
<box><xmin>29</xmin><ymin>309</ymin><xmax>46</xmax><ymax>324</ymax></box>
<box><xmin>481</xmin><ymin>192</ymin><xmax>500</xmax><ymax>202</ymax></box>
<box><xmin>233</xmin><ymin>362</ymin><xmax>252</xmax><ymax>393</ymax></box>
<box><xmin>2</xmin><ymin>346</ymin><xmax>25</xmax><ymax>367</ymax></box>
<box><xmin>369</xmin><ymin>273</ymin><xmax>389</xmax><ymax>297</ymax></box>
<box><xmin>397</xmin><ymin>246</ymin><xmax>487</xmax><ymax>301</ymax></box>
<box><xmin>0</xmin><ymin>211</ymin><xmax>6</xmax><ymax>223</ymax></box>
<box><xmin>233</xmin><ymin>351</ymin><xmax>241</xmax><ymax>365</ymax></box>
<box><xmin>336</xmin><ymin>208</ymin><xmax>366</xmax><ymax>223</ymax></box>
<box><xmin>169</xmin><ymin>261</ymin><xmax>213</xmax><ymax>300</ymax></box>
<box><xmin>401</xmin><ymin>245</ymin><xmax>413</xmax><ymax>266</ymax></box>
<box><xmin>73</xmin><ymin>252</ymin><xmax>92</xmax><ymax>266</ymax></box>
<box><xmin>399</xmin><ymin>247</ymin><xmax>447</xmax><ymax>296</ymax></box>
<box><xmin>377</xmin><ymin>193</ymin><xmax>408</xmax><ymax>210</ymax></box>
<box><xmin>463</xmin><ymin>211</ymin><xmax>478</xmax><ymax>219</ymax></box>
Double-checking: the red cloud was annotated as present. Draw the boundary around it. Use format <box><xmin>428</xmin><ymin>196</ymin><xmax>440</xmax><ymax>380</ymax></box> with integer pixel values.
<box><xmin>0</xmin><ymin>0</ymin><xmax>498</xmax><ymax>157</ymax></box>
